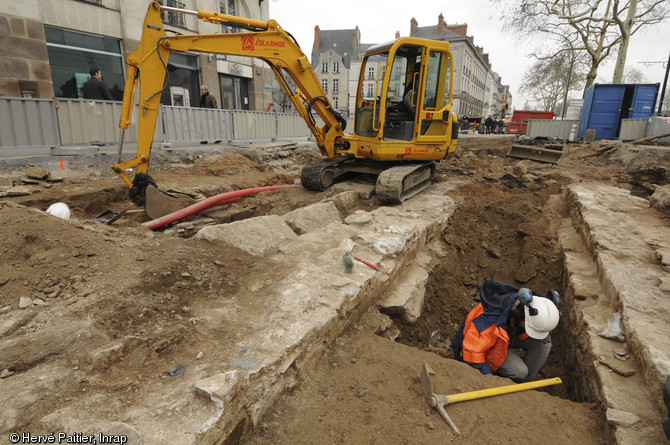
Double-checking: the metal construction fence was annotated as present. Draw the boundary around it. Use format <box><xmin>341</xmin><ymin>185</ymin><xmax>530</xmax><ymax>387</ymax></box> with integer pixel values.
<box><xmin>525</xmin><ymin>119</ymin><xmax>579</xmax><ymax>140</ymax></box>
<box><xmin>0</xmin><ymin>97</ymin><xmax>354</xmax><ymax>150</ymax></box>
<box><xmin>524</xmin><ymin>118</ymin><xmax>652</xmax><ymax>141</ymax></box>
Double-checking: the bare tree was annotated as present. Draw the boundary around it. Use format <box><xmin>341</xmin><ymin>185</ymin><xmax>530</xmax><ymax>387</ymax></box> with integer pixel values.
<box><xmin>271</xmin><ymin>71</ymin><xmax>298</xmax><ymax>112</ymax></box>
<box><xmin>520</xmin><ymin>59</ymin><xmax>563</xmax><ymax>111</ymax></box>
<box><xmin>520</xmin><ymin>49</ymin><xmax>587</xmax><ymax>111</ymax></box>
<box><xmin>495</xmin><ymin>0</ymin><xmax>669</xmax><ymax>92</ymax></box>
<box><xmin>612</xmin><ymin>0</ymin><xmax>669</xmax><ymax>82</ymax></box>
<box><xmin>621</xmin><ymin>67</ymin><xmax>648</xmax><ymax>83</ymax></box>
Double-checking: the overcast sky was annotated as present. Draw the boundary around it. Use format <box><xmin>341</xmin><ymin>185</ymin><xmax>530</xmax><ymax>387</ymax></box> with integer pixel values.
<box><xmin>269</xmin><ymin>0</ymin><xmax>670</xmax><ymax>110</ymax></box>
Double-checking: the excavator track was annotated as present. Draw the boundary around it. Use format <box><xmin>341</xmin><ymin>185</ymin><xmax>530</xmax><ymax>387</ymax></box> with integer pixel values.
<box><xmin>301</xmin><ymin>155</ymin><xmax>356</xmax><ymax>191</ymax></box>
<box><xmin>302</xmin><ymin>156</ymin><xmax>436</xmax><ymax>204</ymax></box>
<box><xmin>375</xmin><ymin>162</ymin><xmax>436</xmax><ymax>204</ymax></box>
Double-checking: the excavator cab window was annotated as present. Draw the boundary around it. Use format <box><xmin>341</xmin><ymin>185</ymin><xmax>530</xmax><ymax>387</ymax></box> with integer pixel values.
<box><xmin>418</xmin><ymin>50</ymin><xmax>452</xmax><ymax>138</ymax></box>
<box><xmin>383</xmin><ymin>45</ymin><xmax>422</xmax><ymax>141</ymax></box>
<box><xmin>355</xmin><ymin>44</ymin><xmax>425</xmax><ymax>141</ymax></box>
<box><xmin>355</xmin><ymin>53</ymin><xmax>387</xmax><ymax>138</ymax></box>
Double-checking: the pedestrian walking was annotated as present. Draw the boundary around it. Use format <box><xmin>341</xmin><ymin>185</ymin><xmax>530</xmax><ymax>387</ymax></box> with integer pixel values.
<box><xmin>199</xmin><ymin>85</ymin><xmax>218</xmax><ymax>108</ymax></box>
<box><xmin>82</xmin><ymin>67</ymin><xmax>112</xmax><ymax>100</ymax></box>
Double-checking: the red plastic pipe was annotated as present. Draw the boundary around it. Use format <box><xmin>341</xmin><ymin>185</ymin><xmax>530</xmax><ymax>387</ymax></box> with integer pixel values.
<box><xmin>143</xmin><ymin>184</ymin><xmax>297</xmax><ymax>230</ymax></box>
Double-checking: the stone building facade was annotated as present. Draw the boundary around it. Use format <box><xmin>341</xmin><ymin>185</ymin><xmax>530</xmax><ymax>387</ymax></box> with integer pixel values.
<box><xmin>0</xmin><ymin>0</ymin><xmax>273</xmax><ymax>111</ymax></box>
<box><xmin>310</xmin><ymin>26</ymin><xmax>361</xmax><ymax>117</ymax></box>
<box><xmin>310</xmin><ymin>13</ymin><xmax>511</xmax><ymax>120</ymax></box>
<box><xmin>410</xmin><ymin>14</ymin><xmax>509</xmax><ymax>119</ymax></box>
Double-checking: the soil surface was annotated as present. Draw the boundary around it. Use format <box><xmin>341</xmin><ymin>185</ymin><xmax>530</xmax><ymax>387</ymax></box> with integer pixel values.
<box><xmin>1</xmin><ymin>136</ymin><xmax>668</xmax><ymax>444</ymax></box>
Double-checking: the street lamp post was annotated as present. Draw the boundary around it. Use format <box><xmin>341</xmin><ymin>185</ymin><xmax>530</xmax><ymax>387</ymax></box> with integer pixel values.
<box><xmin>544</xmin><ymin>30</ymin><xmax>575</xmax><ymax>119</ymax></box>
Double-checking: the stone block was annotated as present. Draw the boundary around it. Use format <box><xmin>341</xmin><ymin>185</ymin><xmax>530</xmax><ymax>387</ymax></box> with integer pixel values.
<box><xmin>0</xmin><ymin>36</ymin><xmax>48</xmax><ymax>60</ymax></box>
<box><xmin>0</xmin><ymin>57</ymin><xmax>29</xmax><ymax>78</ymax></box>
<box><xmin>606</xmin><ymin>408</ymin><xmax>641</xmax><ymax>427</ymax></box>
<box><xmin>195</xmin><ymin>215</ymin><xmax>297</xmax><ymax>256</ymax></box>
<box><xmin>283</xmin><ymin>201</ymin><xmax>341</xmax><ymax>235</ymax></box>
<box><xmin>195</xmin><ymin>371</ymin><xmax>241</xmax><ymax>409</ymax></box>
<box><xmin>0</xmin><ymin>78</ymin><xmax>20</xmax><ymax>97</ymax></box>
<box><xmin>650</xmin><ymin>185</ymin><xmax>670</xmax><ymax>213</ymax></box>
<box><xmin>0</xmin><ymin>16</ymin><xmax>10</xmax><ymax>35</ymax></box>
<box><xmin>35</xmin><ymin>80</ymin><xmax>55</xmax><ymax>98</ymax></box>
<box><xmin>25</xmin><ymin>19</ymin><xmax>45</xmax><ymax>40</ymax></box>
<box><xmin>29</xmin><ymin>61</ymin><xmax>52</xmax><ymax>81</ymax></box>
<box><xmin>378</xmin><ymin>265</ymin><xmax>429</xmax><ymax>323</ymax></box>
<box><xmin>327</xmin><ymin>191</ymin><xmax>359</xmax><ymax>214</ymax></box>
<box><xmin>9</xmin><ymin>17</ymin><xmax>25</xmax><ymax>37</ymax></box>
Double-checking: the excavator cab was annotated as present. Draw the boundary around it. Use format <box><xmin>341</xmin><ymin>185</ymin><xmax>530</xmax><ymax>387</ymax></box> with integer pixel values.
<box><xmin>354</xmin><ymin>39</ymin><xmax>456</xmax><ymax>153</ymax></box>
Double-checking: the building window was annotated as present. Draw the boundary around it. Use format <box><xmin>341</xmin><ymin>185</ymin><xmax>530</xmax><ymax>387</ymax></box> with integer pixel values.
<box><xmin>322</xmin><ymin>79</ymin><xmax>328</xmax><ymax>93</ymax></box>
<box><xmin>367</xmin><ymin>67</ymin><xmax>375</xmax><ymax>80</ymax></box>
<box><xmin>219</xmin><ymin>73</ymin><xmax>249</xmax><ymax>110</ymax></box>
<box><xmin>322</xmin><ymin>62</ymin><xmax>328</xmax><ymax>73</ymax></box>
<box><xmin>45</xmin><ymin>25</ymin><xmax>124</xmax><ymax>100</ymax></box>
<box><xmin>332</xmin><ymin>79</ymin><xmax>339</xmax><ymax>93</ymax></box>
<box><xmin>333</xmin><ymin>62</ymin><xmax>340</xmax><ymax>73</ymax></box>
<box><xmin>333</xmin><ymin>97</ymin><xmax>338</xmax><ymax>109</ymax></box>
<box><xmin>219</xmin><ymin>0</ymin><xmax>237</xmax><ymax>32</ymax></box>
<box><xmin>366</xmin><ymin>83</ymin><xmax>374</xmax><ymax>97</ymax></box>
<box><xmin>161</xmin><ymin>52</ymin><xmax>201</xmax><ymax>107</ymax></box>
<box><xmin>159</xmin><ymin>0</ymin><xmax>186</xmax><ymax>28</ymax></box>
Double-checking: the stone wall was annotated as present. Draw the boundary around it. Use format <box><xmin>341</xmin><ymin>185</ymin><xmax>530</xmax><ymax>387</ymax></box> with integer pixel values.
<box><xmin>0</xmin><ymin>14</ymin><xmax>54</xmax><ymax>98</ymax></box>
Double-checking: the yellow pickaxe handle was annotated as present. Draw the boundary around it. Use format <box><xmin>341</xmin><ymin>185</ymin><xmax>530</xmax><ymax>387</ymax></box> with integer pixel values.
<box><xmin>445</xmin><ymin>377</ymin><xmax>562</xmax><ymax>404</ymax></box>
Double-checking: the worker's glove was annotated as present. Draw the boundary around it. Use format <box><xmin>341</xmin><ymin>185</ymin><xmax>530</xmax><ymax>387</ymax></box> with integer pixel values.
<box><xmin>545</xmin><ymin>290</ymin><xmax>562</xmax><ymax>311</ymax></box>
<box><xmin>518</xmin><ymin>288</ymin><xmax>532</xmax><ymax>305</ymax></box>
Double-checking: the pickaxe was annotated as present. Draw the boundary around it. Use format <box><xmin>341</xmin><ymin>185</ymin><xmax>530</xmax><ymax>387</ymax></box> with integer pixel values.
<box><xmin>420</xmin><ymin>361</ymin><xmax>562</xmax><ymax>434</ymax></box>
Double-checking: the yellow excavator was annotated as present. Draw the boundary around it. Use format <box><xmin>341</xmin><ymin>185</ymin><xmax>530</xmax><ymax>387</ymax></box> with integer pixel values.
<box><xmin>113</xmin><ymin>1</ymin><xmax>458</xmax><ymax>214</ymax></box>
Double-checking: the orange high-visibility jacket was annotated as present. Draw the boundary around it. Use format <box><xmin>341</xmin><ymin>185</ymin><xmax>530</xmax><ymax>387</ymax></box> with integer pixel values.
<box><xmin>460</xmin><ymin>303</ymin><xmax>510</xmax><ymax>373</ymax></box>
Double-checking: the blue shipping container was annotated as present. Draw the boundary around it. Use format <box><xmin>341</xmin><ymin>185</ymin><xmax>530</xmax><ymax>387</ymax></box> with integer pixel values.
<box><xmin>578</xmin><ymin>83</ymin><xmax>659</xmax><ymax>140</ymax></box>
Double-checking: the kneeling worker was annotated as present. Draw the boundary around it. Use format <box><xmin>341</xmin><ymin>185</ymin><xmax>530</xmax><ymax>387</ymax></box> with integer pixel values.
<box><xmin>451</xmin><ymin>279</ymin><xmax>561</xmax><ymax>383</ymax></box>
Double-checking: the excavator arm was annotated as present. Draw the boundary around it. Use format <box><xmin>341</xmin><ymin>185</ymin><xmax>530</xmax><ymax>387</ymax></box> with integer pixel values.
<box><xmin>113</xmin><ymin>1</ymin><xmax>347</xmax><ymax>193</ymax></box>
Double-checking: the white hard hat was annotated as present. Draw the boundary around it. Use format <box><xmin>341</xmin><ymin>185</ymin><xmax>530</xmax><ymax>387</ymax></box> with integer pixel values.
<box><xmin>524</xmin><ymin>296</ymin><xmax>560</xmax><ymax>339</ymax></box>
<box><xmin>46</xmin><ymin>202</ymin><xmax>71</xmax><ymax>220</ymax></box>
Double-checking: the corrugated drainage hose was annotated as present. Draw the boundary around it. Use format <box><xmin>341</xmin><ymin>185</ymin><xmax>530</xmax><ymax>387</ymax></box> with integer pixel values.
<box><xmin>143</xmin><ymin>184</ymin><xmax>298</xmax><ymax>230</ymax></box>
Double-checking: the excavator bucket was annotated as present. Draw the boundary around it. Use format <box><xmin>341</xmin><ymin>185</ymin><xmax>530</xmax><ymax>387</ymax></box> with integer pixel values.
<box><xmin>145</xmin><ymin>185</ymin><xmax>195</xmax><ymax>220</ymax></box>
<box><xmin>506</xmin><ymin>144</ymin><xmax>564</xmax><ymax>164</ymax></box>
<box><xmin>129</xmin><ymin>173</ymin><xmax>195</xmax><ymax>220</ymax></box>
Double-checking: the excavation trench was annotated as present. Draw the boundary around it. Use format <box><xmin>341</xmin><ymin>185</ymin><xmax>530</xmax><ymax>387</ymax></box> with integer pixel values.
<box><xmin>392</xmin><ymin>178</ymin><xmax>591</xmax><ymax>403</ymax></box>
<box><xmin>4</xmin><ymin>139</ymin><xmax>668</xmax><ymax>444</ymax></box>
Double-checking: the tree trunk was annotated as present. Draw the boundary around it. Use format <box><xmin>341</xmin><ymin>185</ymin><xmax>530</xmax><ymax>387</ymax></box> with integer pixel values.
<box><xmin>612</xmin><ymin>0</ymin><xmax>638</xmax><ymax>83</ymax></box>
<box><xmin>584</xmin><ymin>62</ymin><xmax>599</xmax><ymax>93</ymax></box>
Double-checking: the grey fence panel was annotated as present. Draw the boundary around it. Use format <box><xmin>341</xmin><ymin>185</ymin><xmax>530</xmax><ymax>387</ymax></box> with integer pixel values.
<box><xmin>619</xmin><ymin>119</ymin><xmax>648</xmax><ymax>141</ymax></box>
<box><xmin>526</xmin><ymin>119</ymin><xmax>578</xmax><ymax>139</ymax></box>
<box><xmin>161</xmin><ymin>106</ymin><xmax>233</xmax><ymax>142</ymax></box>
<box><xmin>275</xmin><ymin>113</ymin><xmax>312</xmax><ymax>138</ymax></box>
<box><xmin>646</xmin><ymin>116</ymin><xmax>670</xmax><ymax>142</ymax></box>
<box><xmin>1</xmin><ymin>97</ymin><xmax>357</xmax><ymax>150</ymax></box>
<box><xmin>58</xmin><ymin>99</ymin><xmax>121</xmax><ymax>145</ymax></box>
<box><xmin>232</xmin><ymin>110</ymin><xmax>277</xmax><ymax>139</ymax></box>
<box><xmin>56</xmin><ymin>99</ymin><xmax>163</xmax><ymax>146</ymax></box>
<box><xmin>0</xmin><ymin>97</ymin><xmax>59</xmax><ymax>148</ymax></box>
